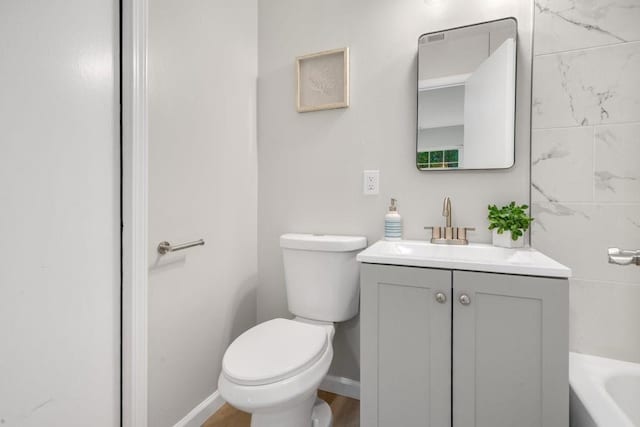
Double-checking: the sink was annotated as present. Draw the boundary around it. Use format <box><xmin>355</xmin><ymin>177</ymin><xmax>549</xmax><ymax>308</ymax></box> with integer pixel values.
<box><xmin>357</xmin><ymin>240</ymin><xmax>571</xmax><ymax>278</ymax></box>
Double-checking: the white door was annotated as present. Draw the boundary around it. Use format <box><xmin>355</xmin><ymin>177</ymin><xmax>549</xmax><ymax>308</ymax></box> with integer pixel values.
<box><xmin>463</xmin><ymin>38</ymin><xmax>516</xmax><ymax>169</ymax></box>
<box><xmin>0</xmin><ymin>1</ymin><xmax>120</xmax><ymax>426</ymax></box>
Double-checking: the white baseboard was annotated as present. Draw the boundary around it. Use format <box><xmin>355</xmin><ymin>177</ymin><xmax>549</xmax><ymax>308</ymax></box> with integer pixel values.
<box><xmin>173</xmin><ymin>390</ymin><xmax>225</xmax><ymax>427</ymax></box>
<box><xmin>319</xmin><ymin>375</ymin><xmax>360</xmax><ymax>400</ymax></box>
<box><xmin>174</xmin><ymin>375</ymin><xmax>359</xmax><ymax>427</ymax></box>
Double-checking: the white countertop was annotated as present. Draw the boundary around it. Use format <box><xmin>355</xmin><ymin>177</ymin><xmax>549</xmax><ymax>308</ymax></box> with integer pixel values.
<box><xmin>357</xmin><ymin>240</ymin><xmax>571</xmax><ymax>278</ymax></box>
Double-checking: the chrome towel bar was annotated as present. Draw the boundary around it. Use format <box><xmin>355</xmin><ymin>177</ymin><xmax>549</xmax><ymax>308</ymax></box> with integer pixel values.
<box><xmin>157</xmin><ymin>239</ymin><xmax>205</xmax><ymax>255</ymax></box>
<box><xmin>608</xmin><ymin>248</ymin><xmax>640</xmax><ymax>266</ymax></box>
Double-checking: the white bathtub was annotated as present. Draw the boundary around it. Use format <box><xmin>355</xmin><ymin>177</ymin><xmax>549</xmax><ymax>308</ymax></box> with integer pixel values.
<box><xmin>570</xmin><ymin>352</ymin><xmax>640</xmax><ymax>427</ymax></box>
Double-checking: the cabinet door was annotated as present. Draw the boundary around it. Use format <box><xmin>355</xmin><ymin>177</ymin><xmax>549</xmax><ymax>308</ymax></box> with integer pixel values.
<box><xmin>361</xmin><ymin>264</ymin><xmax>452</xmax><ymax>427</ymax></box>
<box><xmin>452</xmin><ymin>271</ymin><xmax>569</xmax><ymax>427</ymax></box>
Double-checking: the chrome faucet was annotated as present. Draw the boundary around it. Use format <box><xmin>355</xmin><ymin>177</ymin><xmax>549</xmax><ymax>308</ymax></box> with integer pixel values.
<box><xmin>443</xmin><ymin>197</ymin><xmax>452</xmax><ymax>228</ymax></box>
<box><xmin>425</xmin><ymin>197</ymin><xmax>475</xmax><ymax>245</ymax></box>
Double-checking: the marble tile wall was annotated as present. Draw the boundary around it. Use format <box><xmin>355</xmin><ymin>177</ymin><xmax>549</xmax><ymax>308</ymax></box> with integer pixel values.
<box><xmin>532</xmin><ymin>0</ymin><xmax>640</xmax><ymax>362</ymax></box>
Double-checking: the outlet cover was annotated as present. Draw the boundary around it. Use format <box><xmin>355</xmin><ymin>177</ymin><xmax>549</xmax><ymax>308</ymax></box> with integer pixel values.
<box><xmin>363</xmin><ymin>170</ymin><xmax>379</xmax><ymax>195</ymax></box>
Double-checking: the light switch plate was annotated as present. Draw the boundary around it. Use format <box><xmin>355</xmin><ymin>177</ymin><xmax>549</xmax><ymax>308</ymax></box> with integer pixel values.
<box><xmin>363</xmin><ymin>170</ymin><xmax>379</xmax><ymax>195</ymax></box>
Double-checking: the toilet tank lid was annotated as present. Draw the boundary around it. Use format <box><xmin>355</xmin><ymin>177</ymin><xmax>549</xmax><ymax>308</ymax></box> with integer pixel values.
<box><xmin>280</xmin><ymin>234</ymin><xmax>367</xmax><ymax>252</ymax></box>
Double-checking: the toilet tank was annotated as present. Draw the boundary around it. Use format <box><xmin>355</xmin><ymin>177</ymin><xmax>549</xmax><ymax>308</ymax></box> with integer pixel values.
<box><xmin>280</xmin><ymin>234</ymin><xmax>367</xmax><ymax>322</ymax></box>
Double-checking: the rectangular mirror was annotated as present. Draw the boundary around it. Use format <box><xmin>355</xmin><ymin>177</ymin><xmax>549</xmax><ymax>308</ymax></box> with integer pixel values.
<box><xmin>417</xmin><ymin>18</ymin><xmax>517</xmax><ymax>170</ymax></box>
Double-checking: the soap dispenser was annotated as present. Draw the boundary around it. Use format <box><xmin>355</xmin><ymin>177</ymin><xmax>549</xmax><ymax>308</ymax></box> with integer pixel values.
<box><xmin>384</xmin><ymin>198</ymin><xmax>402</xmax><ymax>241</ymax></box>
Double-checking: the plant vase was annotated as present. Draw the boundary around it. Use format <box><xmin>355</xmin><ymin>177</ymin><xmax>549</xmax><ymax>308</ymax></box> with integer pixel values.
<box><xmin>492</xmin><ymin>229</ymin><xmax>524</xmax><ymax>248</ymax></box>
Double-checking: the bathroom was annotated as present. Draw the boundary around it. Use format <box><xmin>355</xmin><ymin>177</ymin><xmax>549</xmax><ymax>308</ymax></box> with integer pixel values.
<box><xmin>1</xmin><ymin>0</ymin><xmax>639</xmax><ymax>426</ymax></box>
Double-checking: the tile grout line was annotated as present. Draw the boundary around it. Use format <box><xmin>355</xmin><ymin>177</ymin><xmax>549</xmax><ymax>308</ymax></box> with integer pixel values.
<box><xmin>569</xmin><ymin>277</ymin><xmax>640</xmax><ymax>287</ymax></box>
<box><xmin>532</xmin><ymin>121</ymin><xmax>640</xmax><ymax>132</ymax></box>
<box><xmin>532</xmin><ymin>201</ymin><xmax>640</xmax><ymax>207</ymax></box>
<box><xmin>533</xmin><ymin>39</ymin><xmax>640</xmax><ymax>58</ymax></box>
<box><xmin>592</xmin><ymin>126</ymin><xmax>596</xmax><ymax>202</ymax></box>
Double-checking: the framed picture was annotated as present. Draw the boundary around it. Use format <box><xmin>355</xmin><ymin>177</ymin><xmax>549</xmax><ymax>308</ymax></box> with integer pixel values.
<box><xmin>296</xmin><ymin>47</ymin><xmax>349</xmax><ymax>113</ymax></box>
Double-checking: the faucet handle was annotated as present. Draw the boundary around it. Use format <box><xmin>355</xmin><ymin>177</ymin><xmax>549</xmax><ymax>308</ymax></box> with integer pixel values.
<box><xmin>424</xmin><ymin>226</ymin><xmax>442</xmax><ymax>239</ymax></box>
<box><xmin>456</xmin><ymin>227</ymin><xmax>475</xmax><ymax>241</ymax></box>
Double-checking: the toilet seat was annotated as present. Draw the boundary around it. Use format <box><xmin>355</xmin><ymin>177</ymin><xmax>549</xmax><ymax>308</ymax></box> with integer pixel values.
<box><xmin>222</xmin><ymin>318</ymin><xmax>328</xmax><ymax>386</ymax></box>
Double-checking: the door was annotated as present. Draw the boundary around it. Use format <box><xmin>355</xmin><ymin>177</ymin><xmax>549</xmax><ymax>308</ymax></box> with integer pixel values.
<box><xmin>361</xmin><ymin>264</ymin><xmax>452</xmax><ymax>427</ymax></box>
<box><xmin>452</xmin><ymin>271</ymin><xmax>568</xmax><ymax>427</ymax></box>
<box><xmin>463</xmin><ymin>37</ymin><xmax>516</xmax><ymax>168</ymax></box>
<box><xmin>0</xmin><ymin>0</ymin><xmax>120</xmax><ymax>425</ymax></box>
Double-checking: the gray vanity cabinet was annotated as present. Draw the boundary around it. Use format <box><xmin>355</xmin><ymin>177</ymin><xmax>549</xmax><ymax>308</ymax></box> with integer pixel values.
<box><xmin>361</xmin><ymin>264</ymin><xmax>569</xmax><ymax>427</ymax></box>
<box><xmin>360</xmin><ymin>264</ymin><xmax>452</xmax><ymax>427</ymax></box>
<box><xmin>452</xmin><ymin>270</ymin><xmax>569</xmax><ymax>427</ymax></box>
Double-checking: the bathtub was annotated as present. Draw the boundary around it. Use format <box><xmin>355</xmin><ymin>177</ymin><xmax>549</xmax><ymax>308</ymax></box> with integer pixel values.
<box><xmin>570</xmin><ymin>352</ymin><xmax>640</xmax><ymax>427</ymax></box>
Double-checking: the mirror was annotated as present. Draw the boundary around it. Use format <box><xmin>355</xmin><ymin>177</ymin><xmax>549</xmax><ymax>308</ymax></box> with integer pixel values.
<box><xmin>417</xmin><ymin>18</ymin><xmax>517</xmax><ymax>170</ymax></box>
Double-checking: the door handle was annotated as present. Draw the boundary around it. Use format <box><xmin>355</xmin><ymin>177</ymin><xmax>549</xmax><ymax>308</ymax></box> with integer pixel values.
<box><xmin>458</xmin><ymin>293</ymin><xmax>471</xmax><ymax>306</ymax></box>
<box><xmin>435</xmin><ymin>292</ymin><xmax>447</xmax><ymax>304</ymax></box>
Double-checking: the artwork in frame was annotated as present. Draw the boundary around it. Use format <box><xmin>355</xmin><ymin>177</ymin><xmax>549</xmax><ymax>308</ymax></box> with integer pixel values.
<box><xmin>296</xmin><ymin>47</ymin><xmax>349</xmax><ymax>113</ymax></box>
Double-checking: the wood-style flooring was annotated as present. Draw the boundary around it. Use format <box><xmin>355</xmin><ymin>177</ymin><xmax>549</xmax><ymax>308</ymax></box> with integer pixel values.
<box><xmin>202</xmin><ymin>390</ymin><xmax>359</xmax><ymax>427</ymax></box>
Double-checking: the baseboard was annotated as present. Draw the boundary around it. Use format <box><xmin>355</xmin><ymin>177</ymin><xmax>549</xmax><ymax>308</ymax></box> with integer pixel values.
<box><xmin>173</xmin><ymin>390</ymin><xmax>225</xmax><ymax>427</ymax></box>
<box><xmin>319</xmin><ymin>375</ymin><xmax>360</xmax><ymax>400</ymax></box>
<box><xmin>174</xmin><ymin>375</ymin><xmax>359</xmax><ymax>427</ymax></box>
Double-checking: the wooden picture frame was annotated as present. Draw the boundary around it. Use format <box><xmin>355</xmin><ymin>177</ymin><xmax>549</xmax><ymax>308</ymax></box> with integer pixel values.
<box><xmin>296</xmin><ymin>47</ymin><xmax>349</xmax><ymax>113</ymax></box>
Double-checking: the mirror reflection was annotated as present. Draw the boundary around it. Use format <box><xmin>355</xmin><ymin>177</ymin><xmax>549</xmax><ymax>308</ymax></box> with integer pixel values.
<box><xmin>417</xmin><ymin>18</ymin><xmax>517</xmax><ymax>170</ymax></box>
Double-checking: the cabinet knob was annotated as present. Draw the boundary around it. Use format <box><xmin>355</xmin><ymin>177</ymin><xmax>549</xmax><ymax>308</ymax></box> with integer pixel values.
<box><xmin>435</xmin><ymin>292</ymin><xmax>447</xmax><ymax>304</ymax></box>
<box><xmin>458</xmin><ymin>293</ymin><xmax>471</xmax><ymax>306</ymax></box>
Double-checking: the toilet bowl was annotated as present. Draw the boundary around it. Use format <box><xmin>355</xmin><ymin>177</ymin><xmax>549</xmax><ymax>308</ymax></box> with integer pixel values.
<box><xmin>218</xmin><ymin>233</ymin><xmax>366</xmax><ymax>427</ymax></box>
<box><xmin>219</xmin><ymin>318</ymin><xmax>335</xmax><ymax>427</ymax></box>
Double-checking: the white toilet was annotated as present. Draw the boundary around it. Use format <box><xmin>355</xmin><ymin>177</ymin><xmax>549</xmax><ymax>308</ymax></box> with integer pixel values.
<box><xmin>218</xmin><ymin>233</ymin><xmax>367</xmax><ymax>427</ymax></box>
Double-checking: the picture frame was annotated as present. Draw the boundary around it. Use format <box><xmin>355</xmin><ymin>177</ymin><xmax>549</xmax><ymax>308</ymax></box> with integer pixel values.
<box><xmin>296</xmin><ymin>47</ymin><xmax>349</xmax><ymax>113</ymax></box>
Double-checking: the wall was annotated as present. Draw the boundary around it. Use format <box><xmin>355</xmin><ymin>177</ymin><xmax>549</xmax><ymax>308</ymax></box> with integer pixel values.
<box><xmin>531</xmin><ymin>0</ymin><xmax>640</xmax><ymax>362</ymax></box>
<box><xmin>148</xmin><ymin>0</ymin><xmax>257</xmax><ymax>425</ymax></box>
<box><xmin>258</xmin><ymin>0</ymin><xmax>533</xmax><ymax>380</ymax></box>
<box><xmin>0</xmin><ymin>0</ymin><xmax>120</xmax><ymax>425</ymax></box>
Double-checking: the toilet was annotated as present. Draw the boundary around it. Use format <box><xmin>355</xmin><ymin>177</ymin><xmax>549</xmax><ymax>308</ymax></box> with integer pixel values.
<box><xmin>218</xmin><ymin>233</ymin><xmax>367</xmax><ymax>427</ymax></box>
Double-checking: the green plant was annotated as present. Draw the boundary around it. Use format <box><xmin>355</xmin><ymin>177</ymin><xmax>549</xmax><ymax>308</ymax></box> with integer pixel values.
<box><xmin>487</xmin><ymin>202</ymin><xmax>534</xmax><ymax>241</ymax></box>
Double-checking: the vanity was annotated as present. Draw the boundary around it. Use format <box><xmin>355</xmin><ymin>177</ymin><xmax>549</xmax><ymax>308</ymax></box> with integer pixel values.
<box><xmin>357</xmin><ymin>240</ymin><xmax>571</xmax><ymax>427</ymax></box>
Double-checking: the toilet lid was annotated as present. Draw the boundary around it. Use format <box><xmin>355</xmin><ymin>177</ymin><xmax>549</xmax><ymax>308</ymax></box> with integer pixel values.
<box><xmin>222</xmin><ymin>318</ymin><xmax>328</xmax><ymax>386</ymax></box>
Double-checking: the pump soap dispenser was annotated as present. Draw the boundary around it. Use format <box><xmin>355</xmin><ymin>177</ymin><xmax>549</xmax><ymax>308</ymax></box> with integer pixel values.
<box><xmin>384</xmin><ymin>198</ymin><xmax>402</xmax><ymax>241</ymax></box>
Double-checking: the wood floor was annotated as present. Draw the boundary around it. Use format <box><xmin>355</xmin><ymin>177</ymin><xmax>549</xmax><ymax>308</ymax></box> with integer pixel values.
<box><xmin>202</xmin><ymin>390</ymin><xmax>359</xmax><ymax>427</ymax></box>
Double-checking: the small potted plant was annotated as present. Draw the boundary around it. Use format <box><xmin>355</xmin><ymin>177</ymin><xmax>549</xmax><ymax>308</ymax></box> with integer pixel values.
<box><xmin>487</xmin><ymin>202</ymin><xmax>534</xmax><ymax>248</ymax></box>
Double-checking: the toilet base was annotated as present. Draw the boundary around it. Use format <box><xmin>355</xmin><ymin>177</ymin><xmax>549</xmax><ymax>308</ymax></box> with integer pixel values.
<box><xmin>250</xmin><ymin>394</ymin><xmax>333</xmax><ymax>427</ymax></box>
<box><xmin>311</xmin><ymin>398</ymin><xmax>332</xmax><ymax>427</ymax></box>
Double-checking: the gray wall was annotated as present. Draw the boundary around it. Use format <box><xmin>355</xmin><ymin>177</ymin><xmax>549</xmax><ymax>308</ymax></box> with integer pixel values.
<box><xmin>148</xmin><ymin>0</ymin><xmax>258</xmax><ymax>425</ymax></box>
<box><xmin>258</xmin><ymin>0</ymin><xmax>533</xmax><ymax>380</ymax></box>
<box><xmin>531</xmin><ymin>0</ymin><xmax>640</xmax><ymax>362</ymax></box>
